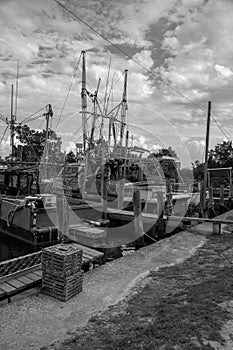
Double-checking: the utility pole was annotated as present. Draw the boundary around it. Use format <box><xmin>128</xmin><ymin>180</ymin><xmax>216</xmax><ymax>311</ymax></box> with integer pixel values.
<box><xmin>81</xmin><ymin>51</ymin><xmax>87</xmax><ymax>153</ymax></box>
<box><xmin>201</xmin><ymin>101</ymin><xmax>211</xmax><ymax>217</ymax></box>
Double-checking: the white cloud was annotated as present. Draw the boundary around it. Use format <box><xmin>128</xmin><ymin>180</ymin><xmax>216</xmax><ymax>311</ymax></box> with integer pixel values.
<box><xmin>1</xmin><ymin>0</ymin><xmax>233</xmax><ymax>167</ymax></box>
<box><xmin>214</xmin><ymin>64</ymin><xmax>233</xmax><ymax>79</ymax></box>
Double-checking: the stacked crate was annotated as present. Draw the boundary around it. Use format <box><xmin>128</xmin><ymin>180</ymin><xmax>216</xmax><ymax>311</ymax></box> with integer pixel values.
<box><xmin>41</xmin><ymin>243</ymin><xmax>83</xmax><ymax>301</ymax></box>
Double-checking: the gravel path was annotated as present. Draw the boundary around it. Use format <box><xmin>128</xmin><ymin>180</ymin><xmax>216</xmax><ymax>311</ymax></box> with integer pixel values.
<box><xmin>0</xmin><ymin>230</ymin><xmax>206</xmax><ymax>350</ymax></box>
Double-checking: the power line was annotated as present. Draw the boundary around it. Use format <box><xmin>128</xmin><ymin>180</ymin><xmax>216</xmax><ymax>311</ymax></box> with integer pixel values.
<box><xmin>53</xmin><ymin>0</ymin><xmax>209</xmax><ymax>113</ymax></box>
<box><xmin>210</xmin><ymin>114</ymin><xmax>231</xmax><ymax>141</ymax></box>
<box><xmin>56</xmin><ymin>52</ymin><xmax>82</xmax><ymax>129</ymax></box>
<box><xmin>54</xmin><ymin>0</ymin><xmax>233</xmax><ymax>144</ymax></box>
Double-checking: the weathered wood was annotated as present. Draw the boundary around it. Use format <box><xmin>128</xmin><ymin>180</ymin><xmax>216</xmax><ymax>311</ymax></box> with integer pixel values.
<box><xmin>133</xmin><ymin>189</ymin><xmax>144</xmax><ymax>246</ymax></box>
<box><xmin>199</xmin><ymin>181</ymin><xmax>204</xmax><ymax>217</ymax></box>
<box><xmin>208</xmin><ymin>186</ymin><xmax>214</xmax><ymax>209</ymax></box>
<box><xmin>56</xmin><ymin>196</ymin><xmax>69</xmax><ymax>241</ymax></box>
<box><xmin>0</xmin><ymin>282</ymin><xmax>16</xmax><ymax>293</ymax></box>
<box><xmin>166</xmin><ymin>180</ymin><xmax>173</xmax><ymax>216</ymax></box>
<box><xmin>229</xmin><ymin>171</ymin><xmax>233</xmax><ymax>198</ymax></box>
<box><xmin>212</xmin><ymin>222</ymin><xmax>221</xmax><ymax>235</ymax></box>
<box><xmin>7</xmin><ymin>278</ymin><xmax>25</xmax><ymax>289</ymax></box>
<box><xmin>101</xmin><ymin>149</ymin><xmax>108</xmax><ymax>219</ymax></box>
<box><xmin>220</xmin><ymin>184</ymin><xmax>225</xmax><ymax>206</ymax></box>
<box><xmin>117</xmin><ymin>179</ymin><xmax>125</xmax><ymax>210</ymax></box>
<box><xmin>157</xmin><ymin>191</ymin><xmax>164</xmax><ymax>236</ymax></box>
<box><xmin>157</xmin><ymin>191</ymin><xmax>164</xmax><ymax>218</ymax></box>
<box><xmin>0</xmin><ymin>242</ymin><xmax>104</xmax><ymax>302</ymax></box>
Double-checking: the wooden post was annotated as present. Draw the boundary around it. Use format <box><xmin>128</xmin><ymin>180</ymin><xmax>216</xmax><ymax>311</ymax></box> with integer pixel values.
<box><xmin>101</xmin><ymin>149</ymin><xmax>108</xmax><ymax>220</ymax></box>
<box><xmin>56</xmin><ymin>196</ymin><xmax>69</xmax><ymax>242</ymax></box>
<box><xmin>212</xmin><ymin>222</ymin><xmax>221</xmax><ymax>235</ymax></box>
<box><xmin>208</xmin><ymin>185</ymin><xmax>214</xmax><ymax>209</ymax></box>
<box><xmin>133</xmin><ymin>189</ymin><xmax>144</xmax><ymax>247</ymax></box>
<box><xmin>157</xmin><ymin>191</ymin><xmax>164</xmax><ymax>237</ymax></box>
<box><xmin>219</xmin><ymin>184</ymin><xmax>225</xmax><ymax>206</ymax></box>
<box><xmin>117</xmin><ymin>165</ymin><xmax>124</xmax><ymax>209</ymax></box>
<box><xmin>199</xmin><ymin>181</ymin><xmax>206</xmax><ymax>217</ymax></box>
<box><xmin>229</xmin><ymin>169</ymin><xmax>233</xmax><ymax>198</ymax></box>
<box><xmin>166</xmin><ymin>180</ymin><xmax>173</xmax><ymax>216</ymax></box>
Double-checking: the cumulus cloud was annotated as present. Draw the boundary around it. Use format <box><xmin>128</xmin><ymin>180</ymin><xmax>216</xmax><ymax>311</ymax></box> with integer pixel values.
<box><xmin>1</xmin><ymin>0</ymin><xmax>233</xmax><ymax>166</ymax></box>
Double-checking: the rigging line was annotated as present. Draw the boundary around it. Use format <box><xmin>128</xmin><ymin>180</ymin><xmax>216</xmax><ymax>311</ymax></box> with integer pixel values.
<box><xmin>21</xmin><ymin>131</ymin><xmax>40</xmax><ymax>159</ymax></box>
<box><xmin>53</xmin><ymin>0</ymin><xmax>209</xmax><ymax>115</ymax></box>
<box><xmin>56</xmin><ymin>52</ymin><xmax>82</xmax><ymax>129</ymax></box>
<box><xmin>55</xmin><ymin>0</ymin><xmax>232</xmax><ymax>145</ymax></box>
<box><xmin>211</xmin><ymin>113</ymin><xmax>231</xmax><ymax>140</ymax></box>
<box><xmin>22</xmin><ymin>114</ymin><xmax>46</xmax><ymax>125</ymax></box>
<box><xmin>105</xmin><ymin>71</ymin><xmax>116</xmax><ymax>115</ymax></box>
<box><xmin>20</xmin><ymin>105</ymin><xmax>48</xmax><ymax>124</ymax></box>
<box><xmin>96</xmin><ymin>71</ymin><xmax>124</xmax><ymax>112</ymax></box>
<box><xmin>0</xmin><ymin>126</ymin><xmax>9</xmax><ymax>146</ymax></box>
<box><xmin>210</xmin><ymin>114</ymin><xmax>230</xmax><ymax>141</ymax></box>
<box><xmin>0</xmin><ymin>113</ymin><xmax>6</xmax><ymax>123</ymax></box>
<box><xmin>38</xmin><ymin>118</ymin><xmax>45</xmax><ymax>129</ymax></box>
<box><xmin>103</xmin><ymin>58</ymin><xmax>111</xmax><ymax>115</ymax></box>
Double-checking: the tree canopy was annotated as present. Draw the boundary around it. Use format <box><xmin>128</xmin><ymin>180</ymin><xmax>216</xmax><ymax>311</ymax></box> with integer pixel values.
<box><xmin>14</xmin><ymin>124</ymin><xmax>61</xmax><ymax>162</ymax></box>
<box><xmin>193</xmin><ymin>141</ymin><xmax>233</xmax><ymax>182</ymax></box>
<box><xmin>208</xmin><ymin>141</ymin><xmax>233</xmax><ymax>168</ymax></box>
<box><xmin>148</xmin><ymin>146</ymin><xmax>178</xmax><ymax>159</ymax></box>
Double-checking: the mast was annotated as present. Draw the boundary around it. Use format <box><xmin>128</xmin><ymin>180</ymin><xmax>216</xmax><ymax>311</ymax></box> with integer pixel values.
<box><xmin>81</xmin><ymin>51</ymin><xmax>87</xmax><ymax>153</ymax></box>
<box><xmin>202</xmin><ymin>101</ymin><xmax>211</xmax><ymax>217</ymax></box>
<box><xmin>15</xmin><ymin>59</ymin><xmax>19</xmax><ymax>121</ymax></box>
<box><xmin>120</xmin><ymin>69</ymin><xmax>128</xmax><ymax>147</ymax></box>
<box><xmin>90</xmin><ymin>78</ymin><xmax>101</xmax><ymax>149</ymax></box>
<box><xmin>45</xmin><ymin>104</ymin><xmax>53</xmax><ymax>141</ymax></box>
<box><xmin>10</xmin><ymin>84</ymin><xmax>15</xmax><ymax>155</ymax></box>
<box><xmin>100</xmin><ymin>58</ymin><xmax>111</xmax><ymax>138</ymax></box>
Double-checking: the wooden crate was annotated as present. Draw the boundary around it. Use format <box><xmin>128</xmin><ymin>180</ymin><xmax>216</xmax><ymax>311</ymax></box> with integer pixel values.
<box><xmin>42</xmin><ymin>270</ymin><xmax>84</xmax><ymax>301</ymax></box>
<box><xmin>69</xmin><ymin>225</ymin><xmax>106</xmax><ymax>247</ymax></box>
<box><xmin>42</xmin><ymin>243</ymin><xmax>83</xmax><ymax>277</ymax></box>
<box><xmin>41</xmin><ymin>244</ymin><xmax>84</xmax><ymax>301</ymax></box>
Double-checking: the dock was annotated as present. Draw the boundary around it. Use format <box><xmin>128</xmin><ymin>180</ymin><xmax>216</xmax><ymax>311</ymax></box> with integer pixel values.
<box><xmin>0</xmin><ymin>244</ymin><xmax>104</xmax><ymax>303</ymax></box>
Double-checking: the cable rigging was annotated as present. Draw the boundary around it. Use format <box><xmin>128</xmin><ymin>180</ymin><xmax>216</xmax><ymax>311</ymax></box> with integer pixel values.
<box><xmin>53</xmin><ymin>0</ymin><xmax>233</xmax><ymax>147</ymax></box>
<box><xmin>56</xmin><ymin>52</ymin><xmax>82</xmax><ymax>129</ymax></box>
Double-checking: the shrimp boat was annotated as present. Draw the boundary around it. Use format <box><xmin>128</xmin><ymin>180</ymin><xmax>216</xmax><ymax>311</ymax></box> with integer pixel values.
<box><xmin>0</xmin><ymin>51</ymin><xmax>191</xmax><ymax>250</ymax></box>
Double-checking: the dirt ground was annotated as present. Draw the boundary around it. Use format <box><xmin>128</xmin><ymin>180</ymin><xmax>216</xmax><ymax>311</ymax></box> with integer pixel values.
<box><xmin>43</xmin><ymin>229</ymin><xmax>233</xmax><ymax>350</ymax></box>
<box><xmin>0</xmin><ymin>230</ymin><xmax>206</xmax><ymax>350</ymax></box>
<box><xmin>2</xmin><ymin>209</ymin><xmax>233</xmax><ymax>350</ymax></box>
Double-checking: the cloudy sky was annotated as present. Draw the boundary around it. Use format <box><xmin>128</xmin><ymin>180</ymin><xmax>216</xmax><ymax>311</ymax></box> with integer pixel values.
<box><xmin>0</xmin><ymin>0</ymin><xmax>233</xmax><ymax>167</ymax></box>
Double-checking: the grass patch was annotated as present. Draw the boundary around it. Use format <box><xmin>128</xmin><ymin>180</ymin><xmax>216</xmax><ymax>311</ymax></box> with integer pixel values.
<box><xmin>45</xmin><ymin>233</ymin><xmax>233</xmax><ymax>350</ymax></box>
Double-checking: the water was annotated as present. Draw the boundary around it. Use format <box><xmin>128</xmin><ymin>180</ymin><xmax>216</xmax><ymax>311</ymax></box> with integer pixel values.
<box><xmin>0</xmin><ymin>233</ymin><xmax>34</xmax><ymax>262</ymax></box>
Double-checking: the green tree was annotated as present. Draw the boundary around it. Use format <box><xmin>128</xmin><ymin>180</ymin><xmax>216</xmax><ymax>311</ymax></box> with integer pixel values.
<box><xmin>65</xmin><ymin>151</ymin><xmax>76</xmax><ymax>163</ymax></box>
<box><xmin>150</xmin><ymin>146</ymin><xmax>178</xmax><ymax>159</ymax></box>
<box><xmin>193</xmin><ymin>160</ymin><xmax>204</xmax><ymax>181</ymax></box>
<box><xmin>15</xmin><ymin>124</ymin><xmax>61</xmax><ymax>162</ymax></box>
<box><xmin>208</xmin><ymin>141</ymin><xmax>233</xmax><ymax>168</ymax></box>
